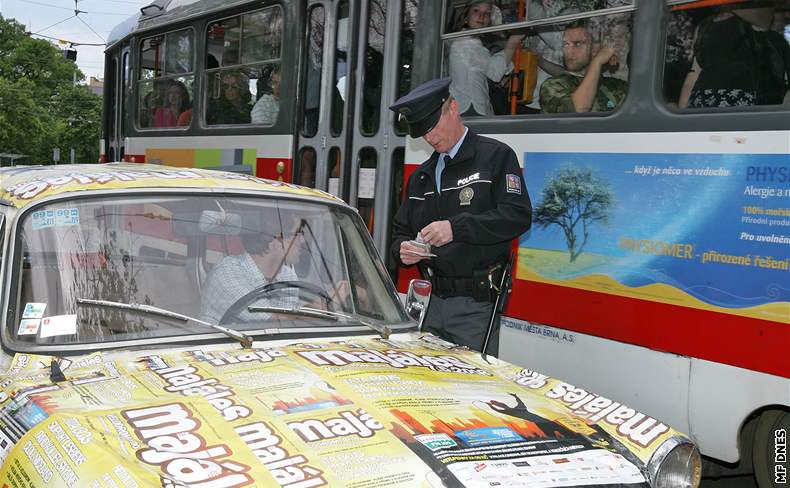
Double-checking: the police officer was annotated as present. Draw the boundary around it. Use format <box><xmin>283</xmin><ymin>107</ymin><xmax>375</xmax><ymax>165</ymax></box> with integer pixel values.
<box><xmin>389</xmin><ymin>77</ymin><xmax>532</xmax><ymax>356</ymax></box>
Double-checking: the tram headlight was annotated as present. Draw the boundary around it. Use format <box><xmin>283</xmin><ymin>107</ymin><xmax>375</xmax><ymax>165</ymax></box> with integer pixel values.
<box><xmin>647</xmin><ymin>436</ymin><xmax>701</xmax><ymax>488</ymax></box>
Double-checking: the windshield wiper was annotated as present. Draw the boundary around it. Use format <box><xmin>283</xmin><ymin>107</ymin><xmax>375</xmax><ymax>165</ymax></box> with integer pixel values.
<box><xmin>248</xmin><ymin>305</ymin><xmax>391</xmax><ymax>339</ymax></box>
<box><xmin>76</xmin><ymin>298</ymin><xmax>254</xmax><ymax>348</ymax></box>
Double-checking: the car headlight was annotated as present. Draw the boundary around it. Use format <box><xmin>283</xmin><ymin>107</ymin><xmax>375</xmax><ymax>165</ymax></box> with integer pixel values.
<box><xmin>647</xmin><ymin>436</ymin><xmax>702</xmax><ymax>488</ymax></box>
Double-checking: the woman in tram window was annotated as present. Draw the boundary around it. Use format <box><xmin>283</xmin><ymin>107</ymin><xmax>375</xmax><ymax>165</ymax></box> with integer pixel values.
<box><xmin>154</xmin><ymin>80</ymin><xmax>191</xmax><ymax>128</ymax></box>
<box><xmin>447</xmin><ymin>0</ymin><xmax>525</xmax><ymax>116</ymax></box>
<box><xmin>679</xmin><ymin>1</ymin><xmax>790</xmax><ymax>108</ymax></box>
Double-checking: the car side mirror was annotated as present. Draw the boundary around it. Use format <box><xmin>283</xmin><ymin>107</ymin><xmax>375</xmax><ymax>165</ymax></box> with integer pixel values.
<box><xmin>405</xmin><ymin>279</ymin><xmax>432</xmax><ymax>330</ymax></box>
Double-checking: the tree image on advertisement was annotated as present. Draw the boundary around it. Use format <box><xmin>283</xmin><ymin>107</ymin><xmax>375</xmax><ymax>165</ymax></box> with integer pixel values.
<box><xmin>534</xmin><ymin>168</ymin><xmax>614</xmax><ymax>262</ymax></box>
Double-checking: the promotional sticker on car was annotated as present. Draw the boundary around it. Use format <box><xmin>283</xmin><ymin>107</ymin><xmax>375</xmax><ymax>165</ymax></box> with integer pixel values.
<box><xmin>38</xmin><ymin>315</ymin><xmax>77</xmax><ymax>338</ymax></box>
<box><xmin>16</xmin><ymin>319</ymin><xmax>40</xmax><ymax>336</ymax></box>
<box><xmin>0</xmin><ymin>336</ymin><xmax>685</xmax><ymax>488</ymax></box>
<box><xmin>21</xmin><ymin>303</ymin><xmax>46</xmax><ymax>319</ymax></box>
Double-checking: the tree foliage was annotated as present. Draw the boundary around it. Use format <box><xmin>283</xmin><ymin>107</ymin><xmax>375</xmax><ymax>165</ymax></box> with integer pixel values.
<box><xmin>0</xmin><ymin>15</ymin><xmax>100</xmax><ymax>164</ymax></box>
<box><xmin>533</xmin><ymin>167</ymin><xmax>614</xmax><ymax>262</ymax></box>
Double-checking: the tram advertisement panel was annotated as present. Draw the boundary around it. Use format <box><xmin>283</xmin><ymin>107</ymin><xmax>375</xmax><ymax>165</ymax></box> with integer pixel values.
<box><xmin>519</xmin><ymin>152</ymin><xmax>790</xmax><ymax>324</ymax></box>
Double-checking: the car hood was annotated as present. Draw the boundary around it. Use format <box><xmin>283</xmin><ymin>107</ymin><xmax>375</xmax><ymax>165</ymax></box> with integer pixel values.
<box><xmin>0</xmin><ymin>333</ymin><xmax>683</xmax><ymax>487</ymax></box>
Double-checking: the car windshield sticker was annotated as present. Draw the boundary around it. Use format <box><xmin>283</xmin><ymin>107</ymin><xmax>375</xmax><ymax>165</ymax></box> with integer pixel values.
<box><xmin>31</xmin><ymin>210</ymin><xmax>55</xmax><ymax>230</ymax></box>
<box><xmin>39</xmin><ymin>315</ymin><xmax>77</xmax><ymax>338</ymax></box>
<box><xmin>31</xmin><ymin>208</ymin><xmax>79</xmax><ymax>230</ymax></box>
<box><xmin>31</xmin><ymin>208</ymin><xmax>79</xmax><ymax>229</ymax></box>
<box><xmin>21</xmin><ymin>303</ymin><xmax>46</xmax><ymax>319</ymax></box>
<box><xmin>55</xmin><ymin>208</ymin><xmax>79</xmax><ymax>227</ymax></box>
<box><xmin>17</xmin><ymin>319</ymin><xmax>40</xmax><ymax>336</ymax></box>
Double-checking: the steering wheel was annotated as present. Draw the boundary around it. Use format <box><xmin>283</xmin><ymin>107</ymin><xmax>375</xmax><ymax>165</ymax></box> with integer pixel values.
<box><xmin>219</xmin><ymin>280</ymin><xmax>334</xmax><ymax>325</ymax></box>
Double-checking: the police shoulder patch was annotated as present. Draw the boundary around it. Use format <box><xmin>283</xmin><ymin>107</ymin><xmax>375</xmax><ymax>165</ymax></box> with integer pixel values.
<box><xmin>506</xmin><ymin>174</ymin><xmax>522</xmax><ymax>194</ymax></box>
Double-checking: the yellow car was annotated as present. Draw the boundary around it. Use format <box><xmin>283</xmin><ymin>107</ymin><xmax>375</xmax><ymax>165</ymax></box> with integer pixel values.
<box><xmin>0</xmin><ymin>164</ymin><xmax>700</xmax><ymax>487</ymax></box>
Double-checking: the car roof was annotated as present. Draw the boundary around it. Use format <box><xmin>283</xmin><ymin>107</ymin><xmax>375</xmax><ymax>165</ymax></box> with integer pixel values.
<box><xmin>0</xmin><ymin>163</ymin><xmax>341</xmax><ymax>209</ymax></box>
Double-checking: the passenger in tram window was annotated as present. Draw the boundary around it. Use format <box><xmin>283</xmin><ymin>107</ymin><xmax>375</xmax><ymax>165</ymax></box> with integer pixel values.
<box><xmin>140</xmin><ymin>80</ymin><xmax>166</xmax><ymax>129</ymax></box>
<box><xmin>207</xmin><ymin>71</ymin><xmax>252</xmax><ymax>125</ymax></box>
<box><xmin>520</xmin><ymin>1</ymin><xmax>573</xmax><ymax>113</ymax></box>
<box><xmin>298</xmin><ymin>156</ymin><xmax>316</xmax><ymax>188</ymax></box>
<box><xmin>539</xmin><ymin>19</ymin><xmax>627</xmax><ymax>113</ymax></box>
<box><xmin>679</xmin><ymin>2</ymin><xmax>790</xmax><ymax>109</ymax></box>
<box><xmin>153</xmin><ymin>80</ymin><xmax>191</xmax><ymax>128</ymax></box>
<box><xmin>447</xmin><ymin>0</ymin><xmax>525</xmax><ymax>116</ymax></box>
<box><xmin>251</xmin><ymin>65</ymin><xmax>280</xmax><ymax>125</ymax></box>
<box><xmin>389</xmin><ymin>78</ymin><xmax>532</xmax><ymax>357</ymax></box>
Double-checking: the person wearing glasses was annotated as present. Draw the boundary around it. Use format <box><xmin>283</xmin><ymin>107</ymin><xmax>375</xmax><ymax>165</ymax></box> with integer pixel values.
<box><xmin>540</xmin><ymin>19</ymin><xmax>627</xmax><ymax>113</ymax></box>
<box><xmin>207</xmin><ymin>71</ymin><xmax>252</xmax><ymax>125</ymax></box>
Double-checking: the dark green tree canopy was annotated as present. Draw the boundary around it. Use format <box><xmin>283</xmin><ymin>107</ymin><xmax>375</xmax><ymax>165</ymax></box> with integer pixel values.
<box><xmin>0</xmin><ymin>16</ymin><xmax>100</xmax><ymax>164</ymax></box>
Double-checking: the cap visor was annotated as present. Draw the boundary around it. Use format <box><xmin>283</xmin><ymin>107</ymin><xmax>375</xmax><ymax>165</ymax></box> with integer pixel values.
<box><xmin>408</xmin><ymin>107</ymin><xmax>441</xmax><ymax>138</ymax></box>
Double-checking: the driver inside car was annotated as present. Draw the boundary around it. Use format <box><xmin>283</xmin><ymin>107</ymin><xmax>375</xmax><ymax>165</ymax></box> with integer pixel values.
<box><xmin>199</xmin><ymin>228</ymin><xmax>301</xmax><ymax>325</ymax></box>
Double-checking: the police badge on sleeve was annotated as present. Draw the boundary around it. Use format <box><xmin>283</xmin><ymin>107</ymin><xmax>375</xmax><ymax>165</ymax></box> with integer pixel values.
<box><xmin>506</xmin><ymin>174</ymin><xmax>522</xmax><ymax>194</ymax></box>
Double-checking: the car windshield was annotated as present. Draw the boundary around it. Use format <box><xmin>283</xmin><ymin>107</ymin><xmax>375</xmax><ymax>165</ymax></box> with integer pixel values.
<box><xmin>11</xmin><ymin>194</ymin><xmax>408</xmax><ymax>347</ymax></box>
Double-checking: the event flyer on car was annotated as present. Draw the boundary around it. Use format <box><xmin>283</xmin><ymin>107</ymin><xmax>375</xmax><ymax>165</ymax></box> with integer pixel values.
<box><xmin>519</xmin><ymin>152</ymin><xmax>790</xmax><ymax>323</ymax></box>
<box><xmin>0</xmin><ymin>337</ymin><xmax>685</xmax><ymax>487</ymax></box>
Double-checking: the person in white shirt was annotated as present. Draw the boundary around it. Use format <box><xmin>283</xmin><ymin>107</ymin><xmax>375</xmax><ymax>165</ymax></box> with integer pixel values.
<box><xmin>448</xmin><ymin>0</ymin><xmax>524</xmax><ymax>116</ymax></box>
<box><xmin>251</xmin><ymin>65</ymin><xmax>281</xmax><ymax>125</ymax></box>
<box><xmin>200</xmin><ymin>224</ymin><xmax>299</xmax><ymax>324</ymax></box>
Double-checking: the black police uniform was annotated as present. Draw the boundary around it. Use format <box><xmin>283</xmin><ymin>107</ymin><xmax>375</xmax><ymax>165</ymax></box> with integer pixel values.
<box><xmin>389</xmin><ymin>78</ymin><xmax>532</xmax><ymax>356</ymax></box>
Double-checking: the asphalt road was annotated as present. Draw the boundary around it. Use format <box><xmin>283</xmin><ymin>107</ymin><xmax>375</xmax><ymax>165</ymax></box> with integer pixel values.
<box><xmin>700</xmin><ymin>456</ymin><xmax>757</xmax><ymax>488</ymax></box>
<box><xmin>700</xmin><ymin>475</ymin><xmax>756</xmax><ymax>487</ymax></box>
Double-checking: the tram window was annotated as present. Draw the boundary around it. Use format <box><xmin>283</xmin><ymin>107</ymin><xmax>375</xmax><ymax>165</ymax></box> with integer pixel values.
<box><xmin>361</xmin><ymin>3</ymin><xmax>386</xmax><ymax>137</ymax></box>
<box><xmin>242</xmin><ymin>9</ymin><xmax>283</xmax><ymax>64</ymax></box>
<box><xmin>207</xmin><ymin>18</ymin><xmax>241</xmax><ymax>67</ymax></box>
<box><xmin>331</xmin><ymin>1</ymin><xmax>350</xmax><ymax>137</ymax></box>
<box><xmin>204</xmin><ymin>6</ymin><xmax>283</xmax><ymax>127</ymax></box>
<box><xmin>328</xmin><ymin>147</ymin><xmax>344</xmax><ymax>199</ymax></box>
<box><xmin>357</xmin><ymin>148</ymin><xmax>378</xmax><ymax>233</ymax></box>
<box><xmin>387</xmin><ymin>147</ymin><xmax>405</xmax><ymax>280</ymax></box>
<box><xmin>664</xmin><ymin>0</ymin><xmax>790</xmax><ymax>110</ymax></box>
<box><xmin>137</xmin><ymin>29</ymin><xmax>195</xmax><ymax>129</ymax></box>
<box><xmin>395</xmin><ymin>0</ymin><xmax>419</xmax><ymax>136</ymax></box>
<box><xmin>442</xmin><ymin>1</ymin><xmax>633</xmax><ymax>116</ymax></box>
<box><xmin>295</xmin><ymin>147</ymin><xmax>317</xmax><ymax>188</ymax></box>
<box><xmin>303</xmin><ymin>6</ymin><xmax>325</xmax><ymax>138</ymax></box>
<box><xmin>166</xmin><ymin>29</ymin><xmax>193</xmax><ymax>74</ymax></box>
<box><xmin>444</xmin><ymin>0</ymin><xmax>634</xmax><ymax>31</ymax></box>
<box><xmin>140</xmin><ymin>35</ymin><xmax>164</xmax><ymax>80</ymax></box>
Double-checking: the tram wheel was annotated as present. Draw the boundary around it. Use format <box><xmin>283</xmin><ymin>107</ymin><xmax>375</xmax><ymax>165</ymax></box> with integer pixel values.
<box><xmin>752</xmin><ymin>409</ymin><xmax>789</xmax><ymax>488</ymax></box>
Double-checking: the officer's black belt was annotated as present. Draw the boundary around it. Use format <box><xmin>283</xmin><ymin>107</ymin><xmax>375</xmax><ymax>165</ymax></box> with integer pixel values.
<box><xmin>432</xmin><ymin>276</ymin><xmax>480</xmax><ymax>297</ymax></box>
<box><xmin>430</xmin><ymin>264</ymin><xmax>503</xmax><ymax>302</ymax></box>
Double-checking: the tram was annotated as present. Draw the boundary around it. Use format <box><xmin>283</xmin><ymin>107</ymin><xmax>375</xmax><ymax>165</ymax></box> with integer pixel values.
<box><xmin>102</xmin><ymin>0</ymin><xmax>790</xmax><ymax>485</ymax></box>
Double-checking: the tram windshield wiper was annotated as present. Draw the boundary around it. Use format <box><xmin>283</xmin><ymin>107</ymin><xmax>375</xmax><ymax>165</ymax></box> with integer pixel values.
<box><xmin>248</xmin><ymin>305</ymin><xmax>391</xmax><ymax>338</ymax></box>
<box><xmin>76</xmin><ymin>298</ymin><xmax>254</xmax><ymax>348</ymax></box>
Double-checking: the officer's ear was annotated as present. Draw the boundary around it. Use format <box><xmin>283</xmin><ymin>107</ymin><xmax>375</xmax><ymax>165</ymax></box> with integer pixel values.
<box><xmin>448</xmin><ymin>98</ymin><xmax>459</xmax><ymax>115</ymax></box>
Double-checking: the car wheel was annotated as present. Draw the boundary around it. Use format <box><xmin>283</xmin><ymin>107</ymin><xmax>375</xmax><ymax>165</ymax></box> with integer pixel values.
<box><xmin>752</xmin><ymin>409</ymin><xmax>789</xmax><ymax>488</ymax></box>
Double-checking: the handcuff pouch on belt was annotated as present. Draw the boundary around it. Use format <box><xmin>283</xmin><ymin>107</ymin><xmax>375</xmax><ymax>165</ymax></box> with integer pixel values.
<box><xmin>427</xmin><ymin>262</ymin><xmax>504</xmax><ymax>302</ymax></box>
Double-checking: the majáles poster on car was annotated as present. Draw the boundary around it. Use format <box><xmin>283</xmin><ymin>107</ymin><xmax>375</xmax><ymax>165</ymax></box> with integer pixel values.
<box><xmin>0</xmin><ymin>336</ymin><xmax>679</xmax><ymax>487</ymax></box>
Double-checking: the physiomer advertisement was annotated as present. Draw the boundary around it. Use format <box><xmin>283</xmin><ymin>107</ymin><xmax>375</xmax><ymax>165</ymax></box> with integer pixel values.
<box><xmin>0</xmin><ymin>338</ymin><xmax>685</xmax><ymax>487</ymax></box>
<box><xmin>519</xmin><ymin>152</ymin><xmax>790</xmax><ymax>323</ymax></box>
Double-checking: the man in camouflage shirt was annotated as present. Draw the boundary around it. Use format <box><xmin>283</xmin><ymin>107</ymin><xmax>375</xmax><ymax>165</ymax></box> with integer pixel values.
<box><xmin>540</xmin><ymin>20</ymin><xmax>627</xmax><ymax>113</ymax></box>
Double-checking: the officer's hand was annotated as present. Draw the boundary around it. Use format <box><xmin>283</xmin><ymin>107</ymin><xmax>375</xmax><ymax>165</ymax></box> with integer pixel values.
<box><xmin>400</xmin><ymin>241</ymin><xmax>429</xmax><ymax>265</ymax></box>
<box><xmin>421</xmin><ymin>221</ymin><xmax>453</xmax><ymax>247</ymax></box>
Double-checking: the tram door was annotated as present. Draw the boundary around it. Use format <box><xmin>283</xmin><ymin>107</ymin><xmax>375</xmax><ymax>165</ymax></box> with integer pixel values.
<box><xmin>296</xmin><ymin>0</ymin><xmax>408</xmax><ymax>261</ymax></box>
<box><xmin>105</xmin><ymin>46</ymin><xmax>130</xmax><ymax>162</ymax></box>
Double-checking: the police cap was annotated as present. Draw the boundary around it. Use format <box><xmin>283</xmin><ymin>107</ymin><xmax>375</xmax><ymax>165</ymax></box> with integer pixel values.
<box><xmin>389</xmin><ymin>78</ymin><xmax>451</xmax><ymax>138</ymax></box>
